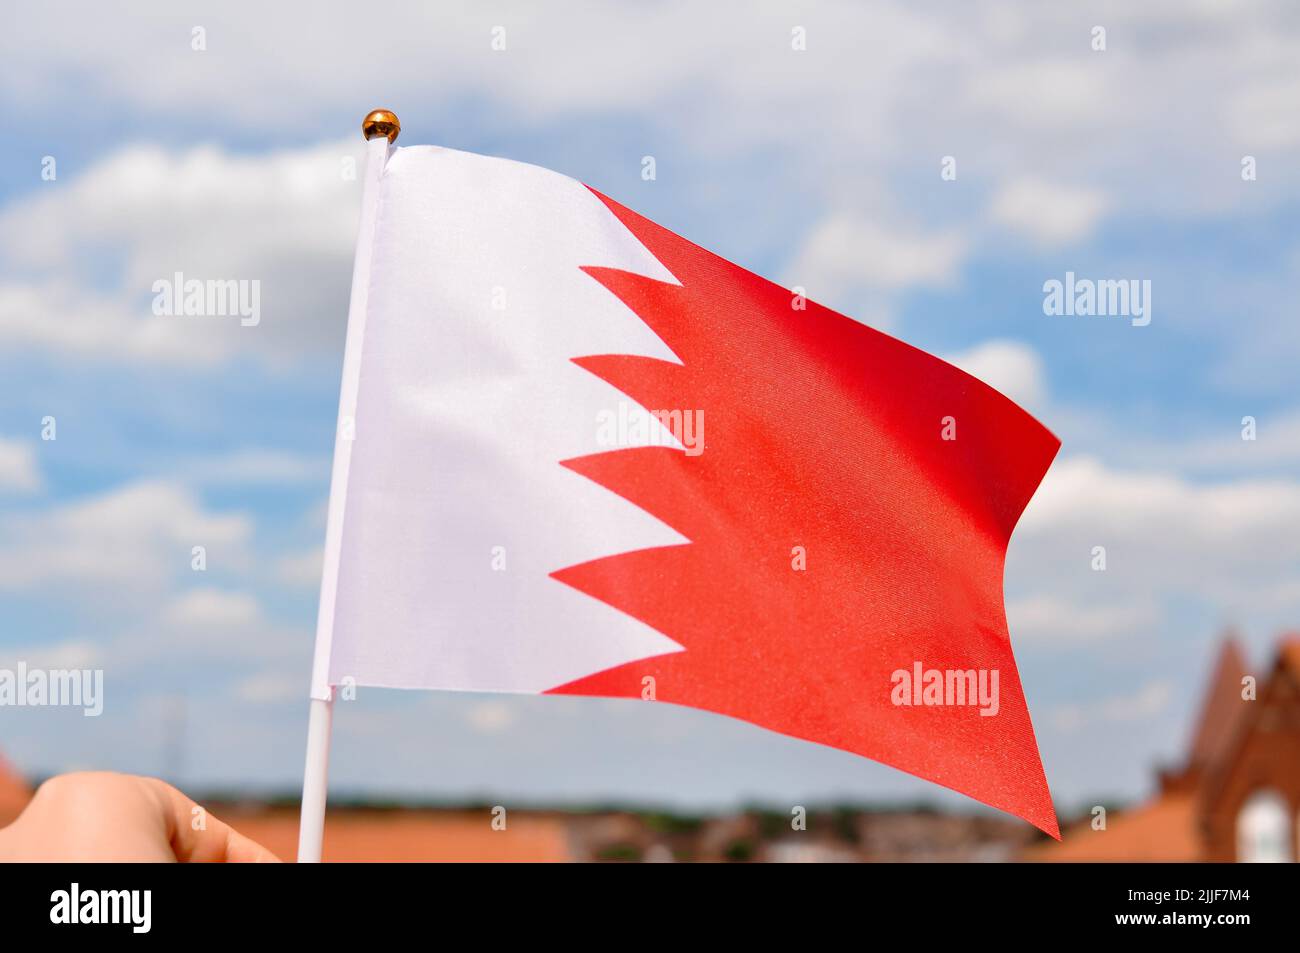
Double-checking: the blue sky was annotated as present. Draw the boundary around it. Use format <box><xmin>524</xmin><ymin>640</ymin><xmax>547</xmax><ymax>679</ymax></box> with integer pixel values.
<box><xmin>1</xmin><ymin>1</ymin><xmax>1298</xmax><ymax>819</ymax></box>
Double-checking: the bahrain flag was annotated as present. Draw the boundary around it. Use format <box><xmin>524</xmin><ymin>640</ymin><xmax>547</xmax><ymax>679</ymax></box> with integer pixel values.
<box><xmin>314</xmin><ymin>142</ymin><xmax>1060</xmax><ymax>836</ymax></box>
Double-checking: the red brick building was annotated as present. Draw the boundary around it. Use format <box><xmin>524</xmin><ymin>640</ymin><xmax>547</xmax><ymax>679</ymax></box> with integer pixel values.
<box><xmin>1032</xmin><ymin>634</ymin><xmax>1300</xmax><ymax>862</ymax></box>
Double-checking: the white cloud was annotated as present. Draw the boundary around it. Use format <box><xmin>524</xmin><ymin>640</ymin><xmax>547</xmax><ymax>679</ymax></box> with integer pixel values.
<box><xmin>1022</xmin><ymin>456</ymin><xmax>1300</xmax><ymax>547</ymax></box>
<box><xmin>1230</xmin><ymin>76</ymin><xmax>1300</xmax><ymax>148</ymax></box>
<box><xmin>1007</xmin><ymin>595</ymin><xmax>1160</xmax><ymax>645</ymax></box>
<box><xmin>107</xmin><ymin>589</ymin><xmax>310</xmax><ymax>672</ymax></box>
<box><xmin>0</xmin><ymin>3</ymin><xmax>1294</xmax><ymax>232</ymax></box>
<box><xmin>783</xmin><ymin>215</ymin><xmax>967</xmax><ymax>326</ymax></box>
<box><xmin>163</xmin><ymin>589</ymin><xmax>262</xmax><ymax>628</ymax></box>
<box><xmin>0</xmin><ymin>3</ymin><xmax>946</xmax><ymax>145</ymax></box>
<box><xmin>1118</xmin><ymin>408</ymin><xmax>1300</xmax><ymax>473</ymax></box>
<box><xmin>0</xmin><ymin>437</ymin><xmax>41</xmax><ymax>493</ymax></box>
<box><xmin>275</xmin><ymin>547</ymin><xmax>323</xmax><ymax>588</ymax></box>
<box><xmin>967</xmin><ymin>61</ymin><xmax>1112</xmax><ymax>130</ymax></box>
<box><xmin>988</xmin><ymin>179</ymin><xmax>1110</xmax><ymax>247</ymax></box>
<box><xmin>1009</xmin><ymin>457</ymin><xmax>1300</xmax><ymax>627</ymax></box>
<box><xmin>0</xmin><ymin>280</ymin><xmax>210</xmax><ymax>365</ymax></box>
<box><xmin>0</xmin><ymin>638</ymin><xmax>102</xmax><ymax>670</ymax></box>
<box><xmin>0</xmin><ymin>140</ymin><xmax>362</xmax><ymax>366</ymax></box>
<box><xmin>1050</xmin><ymin>680</ymin><xmax>1173</xmax><ymax>733</ymax></box>
<box><xmin>942</xmin><ymin>339</ymin><xmax>1046</xmax><ymax>410</ymax></box>
<box><xmin>182</xmin><ymin>449</ymin><xmax>328</xmax><ymax>486</ymax></box>
<box><xmin>0</xmin><ymin>480</ymin><xmax>251</xmax><ymax>593</ymax></box>
<box><xmin>0</xmin><ymin>3</ymin><xmax>1295</xmax><ymax>375</ymax></box>
<box><xmin>2</xmin><ymin>141</ymin><xmax>360</xmax><ymax>273</ymax></box>
<box><xmin>788</xmin><ymin>216</ymin><xmax>967</xmax><ymax>294</ymax></box>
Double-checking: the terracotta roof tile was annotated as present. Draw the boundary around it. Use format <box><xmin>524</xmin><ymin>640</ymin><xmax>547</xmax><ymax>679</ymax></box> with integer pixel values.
<box><xmin>1023</xmin><ymin>793</ymin><xmax>1201</xmax><ymax>863</ymax></box>
<box><xmin>228</xmin><ymin>808</ymin><xmax>573</xmax><ymax>862</ymax></box>
<box><xmin>1186</xmin><ymin>636</ymin><xmax>1248</xmax><ymax>771</ymax></box>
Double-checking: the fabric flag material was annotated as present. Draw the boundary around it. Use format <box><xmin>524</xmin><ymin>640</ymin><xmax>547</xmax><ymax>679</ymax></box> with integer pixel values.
<box><xmin>314</xmin><ymin>143</ymin><xmax>1061</xmax><ymax>836</ymax></box>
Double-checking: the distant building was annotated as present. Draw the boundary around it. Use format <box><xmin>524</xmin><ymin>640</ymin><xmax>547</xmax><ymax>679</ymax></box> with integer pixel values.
<box><xmin>228</xmin><ymin>807</ymin><xmax>573</xmax><ymax>862</ymax></box>
<box><xmin>13</xmin><ymin>638</ymin><xmax>1294</xmax><ymax>861</ymax></box>
<box><xmin>1030</xmin><ymin>634</ymin><xmax>1300</xmax><ymax>862</ymax></box>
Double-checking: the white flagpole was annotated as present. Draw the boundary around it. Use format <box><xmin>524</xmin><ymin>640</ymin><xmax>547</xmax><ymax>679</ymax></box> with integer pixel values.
<box><xmin>297</xmin><ymin>110</ymin><xmax>399</xmax><ymax>863</ymax></box>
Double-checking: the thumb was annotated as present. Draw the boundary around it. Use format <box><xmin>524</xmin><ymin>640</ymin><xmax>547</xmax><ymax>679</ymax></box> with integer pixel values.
<box><xmin>147</xmin><ymin>778</ymin><xmax>282</xmax><ymax>863</ymax></box>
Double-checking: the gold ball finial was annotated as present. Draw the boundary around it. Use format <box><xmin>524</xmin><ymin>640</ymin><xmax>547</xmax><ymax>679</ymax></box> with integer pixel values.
<box><xmin>362</xmin><ymin>109</ymin><xmax>400</xmax><ymax>143</ymax></box>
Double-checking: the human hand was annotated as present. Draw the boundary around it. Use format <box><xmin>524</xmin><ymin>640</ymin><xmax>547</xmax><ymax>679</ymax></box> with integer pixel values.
<box><xmin>0</xmin><ymin>771</ymin><xmax>280</xmax><ymax>862</ymax></box>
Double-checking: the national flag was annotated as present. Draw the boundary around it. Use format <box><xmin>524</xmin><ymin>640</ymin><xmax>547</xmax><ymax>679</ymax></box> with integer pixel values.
<box><xmin>311</xmin><ymin>142</ymin><xmax>1060</xmax><ymax>836</ymax></box>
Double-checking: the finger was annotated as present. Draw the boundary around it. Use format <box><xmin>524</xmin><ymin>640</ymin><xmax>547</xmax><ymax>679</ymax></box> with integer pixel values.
<box><xmin>146</xmin><ymin>778</ymin><xmax>282</xmax><ymax>863</ymax></box>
